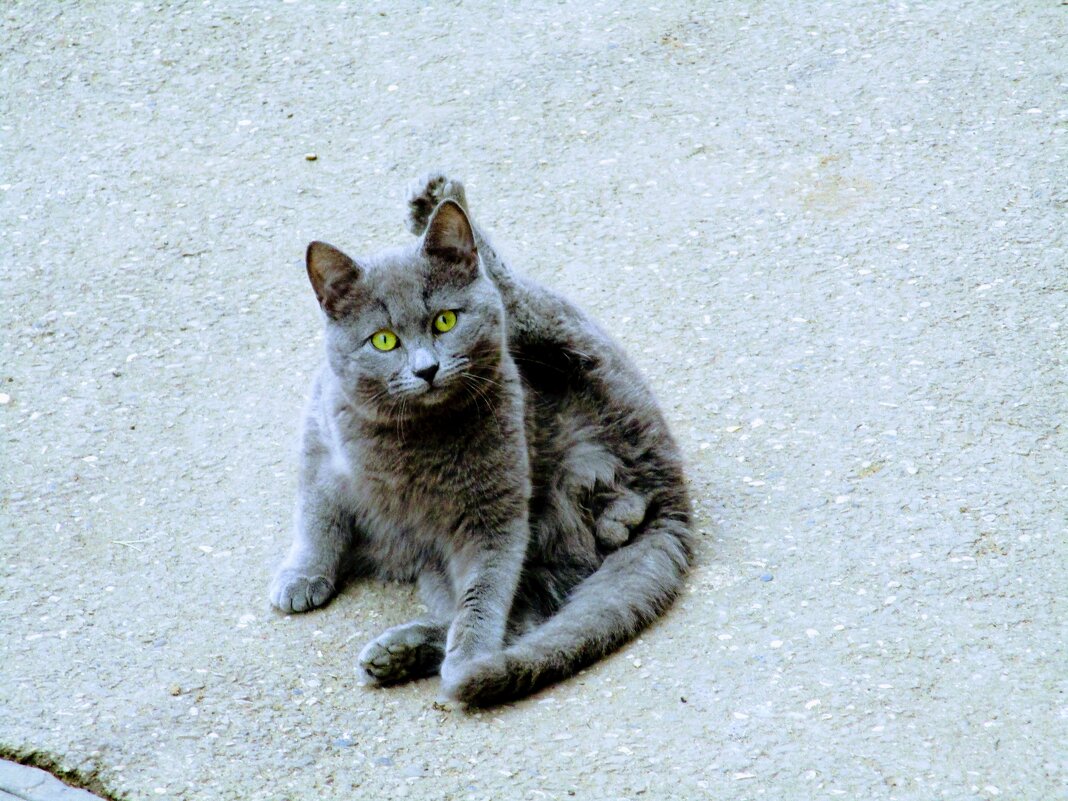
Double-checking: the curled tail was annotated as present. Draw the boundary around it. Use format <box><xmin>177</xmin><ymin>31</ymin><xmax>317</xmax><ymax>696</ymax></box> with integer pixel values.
<box><xmin>449</xmin><ymin>505</ymin><xmax>694</xmax><ymax>707</ymax></box>
<box><xmin>407</xmin><ymin>171</ymin><xmax>469</xmax><ymax>237</ymax></box>
<box><xmin>406</xmin><ymin>171</ymin><xmax>513</xmax><ymax>284</ymax></box>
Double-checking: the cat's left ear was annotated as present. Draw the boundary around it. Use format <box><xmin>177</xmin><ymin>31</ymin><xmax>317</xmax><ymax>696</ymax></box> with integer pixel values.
<box><xmin>423</xmin><ymin>199</ymin><xmax>478</xmax><ymax>283</ymax></box>
<box><xmin>307</xmin><ymin>241</ymin><xmax>363</xmax><ymax>318</ymax></box>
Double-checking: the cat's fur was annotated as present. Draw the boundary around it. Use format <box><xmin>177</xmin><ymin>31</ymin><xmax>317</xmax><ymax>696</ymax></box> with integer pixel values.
<box><xmin>270</xmin><ymin>173</ymin><xmax>694</xmax><ymax>706</ymax></box>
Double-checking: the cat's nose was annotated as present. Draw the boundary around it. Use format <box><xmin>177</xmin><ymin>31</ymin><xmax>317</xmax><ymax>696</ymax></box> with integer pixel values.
<box><xmin>413</xmin><ymin>362</ymin><xmax>439</xmax><ymax>384</ymax></box>
<box><xmin>411</xmin><ymin>348</ymin><xmax>439</xmax><ymax>385</ymax></box>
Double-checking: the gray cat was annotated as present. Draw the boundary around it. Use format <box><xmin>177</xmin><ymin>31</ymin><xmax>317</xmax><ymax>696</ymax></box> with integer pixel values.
<box><xmin>270</xmin><ymin>173</ymin><xmax>694</xmax><ymax>706</ymax></box>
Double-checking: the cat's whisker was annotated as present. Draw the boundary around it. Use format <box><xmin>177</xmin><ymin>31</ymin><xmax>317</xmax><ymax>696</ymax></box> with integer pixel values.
<box><xmin>396</xmin><ymin>397</ymin><xmax>409</xmax><ymax>442</ymax></box>
<box><xmin>458</xmin><ymin>370</ymin><xmax>504</xmax><ymax>395</ymax></box>
<box><xmin>460</xmin><ymin>373</ymin><xmax>505</xmax><ymax>442</ymax></box>
<box><xmin>459</xmin><ymin>370</ymin><xmax>500</xmax><ymax>391</ymax></box>
<box><xmin>507</xmin><ymin>350</ymin><xmax>590</xmax><ymax>376</ymax></box>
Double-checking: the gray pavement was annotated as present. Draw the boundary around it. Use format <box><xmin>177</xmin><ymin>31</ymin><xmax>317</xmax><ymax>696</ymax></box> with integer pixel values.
<box><xmin>1</xmin><ymin>1</ymin><xmax>1065</xmax><ymax>799</ymax></box>
<box><xmin>0</xmin><ymin>759</ymin><xmax>106</xmax><ymax>801</ymax></box>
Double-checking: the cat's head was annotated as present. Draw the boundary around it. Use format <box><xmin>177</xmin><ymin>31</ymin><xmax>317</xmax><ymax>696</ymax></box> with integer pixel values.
<box><xmin>306</xmin><ymin>200</ymin><xmax>504</xmax><ymax>420</ymax></box>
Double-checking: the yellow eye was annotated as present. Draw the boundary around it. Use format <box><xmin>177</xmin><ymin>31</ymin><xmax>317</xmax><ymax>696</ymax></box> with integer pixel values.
<box><xmin>433</xmin><ymin>310</ymin><xmax>457</xmax><ymax>333</ymax></box>
<box><xmin>371</xmin><ymin>330</ymin><xmax>398</xmax><ymax>351</ymax></box>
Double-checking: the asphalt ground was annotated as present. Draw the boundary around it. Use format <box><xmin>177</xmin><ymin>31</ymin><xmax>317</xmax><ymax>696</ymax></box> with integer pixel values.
<box><xmin>1</xmin><ymin>2</ymin><xmax>1065</xmax><ymax>799</ymax></box>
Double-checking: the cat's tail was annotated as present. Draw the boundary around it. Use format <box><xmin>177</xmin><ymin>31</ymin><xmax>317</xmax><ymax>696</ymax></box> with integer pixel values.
<box><xmin>447</xmin><ymin>492</ymin><xmax>694</xmax><ymax>707</ymax></box>
<box><xmin>405</xmin><ymin>171</ymin><xmax>515</xmax><ymax>283</ymax></box>
<box><xmin>406</xmin><ymin>171</ymin><xmax>469</xmax><ymax>237</ymax></box>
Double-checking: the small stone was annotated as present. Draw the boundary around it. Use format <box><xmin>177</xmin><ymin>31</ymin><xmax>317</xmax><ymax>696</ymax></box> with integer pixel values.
<box><xmin>759</xmin><ymin>573</ymin><xmax>773</xmax><ymax>582</ymax></box>
<box><xmin>305</xmin><ymin>153</ymin><xmax>318</xmax><ymax>161</ymax></box>
<box><xmin>333</xmin><ymin>738</ymin><xmax>355</xmax><ymax>748</ymax></box>
<box><xmin>169</xmin><ymin>684</ymin><xmax>181</xmax><ymax>696</ymax></box>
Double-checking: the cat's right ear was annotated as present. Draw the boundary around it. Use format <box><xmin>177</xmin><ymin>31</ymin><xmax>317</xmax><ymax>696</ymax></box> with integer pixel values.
<box><xmin>423</xmin><ymin>199</ymin><xmax>478</xmax><ymax>282</ymax></box>
<box><xmin>306</xmin><ymin>241</ymin><xmax>362</xmax><ymax>318</ymax></box>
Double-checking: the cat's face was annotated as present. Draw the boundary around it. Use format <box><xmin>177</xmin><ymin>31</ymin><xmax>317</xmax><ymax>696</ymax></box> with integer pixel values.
<box><xmin>307</xmin><ymin>201</ymin><xmax>504</xmax><ymax>420</ymax></box>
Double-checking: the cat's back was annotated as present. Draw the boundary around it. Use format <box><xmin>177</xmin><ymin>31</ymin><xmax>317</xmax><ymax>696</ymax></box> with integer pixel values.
<box><xmin>503</xmin><ymin>278</ymin><xmax>673</xmax><ymax>453</ymax></box>
<box><xmin>504</xmin><ymin>279</ymin><xmax>687</xmax><ymax>568</ymax></box>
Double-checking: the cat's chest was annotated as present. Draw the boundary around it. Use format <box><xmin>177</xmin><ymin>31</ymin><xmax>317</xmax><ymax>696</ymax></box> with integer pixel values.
<box><xmin>328</xmin><ymin>426</ymin><xmax>469</xmax><ymax>537</ymax></box>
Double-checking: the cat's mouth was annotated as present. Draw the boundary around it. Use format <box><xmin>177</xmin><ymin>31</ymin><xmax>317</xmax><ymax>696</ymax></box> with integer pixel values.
<box><xmin>390</xmin><ymin>377</ymin><xmax>454</xmax><ymax>405</ymax></box>
<box><xmin>385</xmin><ymin>359</ymin><xmax>472</xmax><ymax>409</ymax></box>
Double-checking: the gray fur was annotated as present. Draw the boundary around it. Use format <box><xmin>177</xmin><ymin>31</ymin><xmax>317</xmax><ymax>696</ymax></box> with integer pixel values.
<box><xmin>271</xmin><ymin>173</ymin><xmax>694</xmax><ymax>706</ymax></box>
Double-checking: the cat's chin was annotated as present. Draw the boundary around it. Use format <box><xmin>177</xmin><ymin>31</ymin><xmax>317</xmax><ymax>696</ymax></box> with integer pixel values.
<box><xmin>386</xmin><ymin>382</ymin><xmax>458</xmax><ymax>411</ymax></box>
<box><xmin>411</xmin><ymin>385</ymin><xmax>458</xmax><ymax>408</ymax></box>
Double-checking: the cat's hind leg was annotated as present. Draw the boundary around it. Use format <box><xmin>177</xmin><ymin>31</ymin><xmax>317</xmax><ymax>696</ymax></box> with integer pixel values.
<box><xmin>595</xmin><ymin>488</ymin><xmax>648</xmax><ymax>549</ymax></box>
<box><xmin>406</xmin><ymin>171</ymin><xmax>469</xmax><ymax>235</ymax></box>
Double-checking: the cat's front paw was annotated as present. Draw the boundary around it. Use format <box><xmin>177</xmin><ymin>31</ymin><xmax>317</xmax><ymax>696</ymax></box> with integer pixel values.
<box><xmin>269</xmin><ymin>569</ymin><xmax>335</xmax><ymax>613</ymax></box>
<box><xmin>437</xmin><ymin>652</ymin><xmax>481</xmax><ymax>699</ymax></box>
<box><xmin>358</xmin><ymin>621</ymin><xmax>445</xmax><ymax>685</ymax></box>
<box><xmin>406</xmin><ymin>171</ymin><xmax>468</xmax><ymax>235</ymax></box>
<box><xmin>438</xmin><ymin>651</ymin><xmax>508</xmax><ymax>705</ymax></box>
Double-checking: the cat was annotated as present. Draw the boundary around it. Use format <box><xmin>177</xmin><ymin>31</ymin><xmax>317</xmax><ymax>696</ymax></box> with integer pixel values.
<box><xmin>269</xmin><ymin>172</ymin><xmax>694</xmax><ymax>706</ymax></box>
